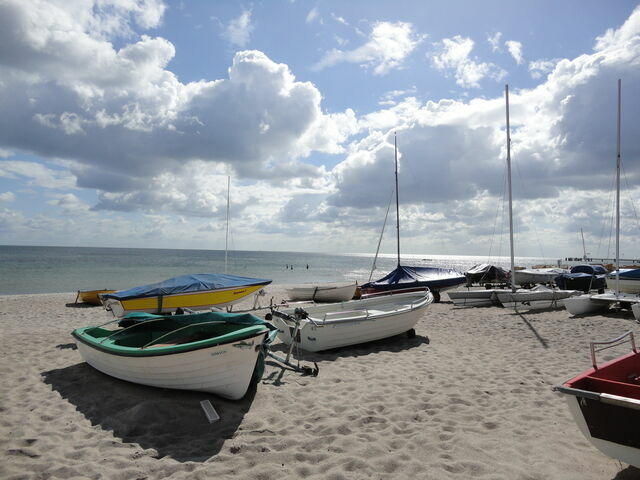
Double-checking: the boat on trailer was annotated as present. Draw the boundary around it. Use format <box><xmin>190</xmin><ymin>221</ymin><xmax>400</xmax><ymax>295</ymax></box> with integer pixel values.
<box><xmin>447</xmin><ymin>288</ymin><xmax>506</xmax><ymax>307</ymax></box>
<box><xmin>72</xmin><ymin>310</ymin><xmax>278</xmax><ymax>399</ymax></box>
<box><xmin>286</xmin><ymin>281</ymin><xmax>357</xmax><ymax>303</ymax></box>
<box><xmin>554</xmin><ymin>331</ymin><xmax>640</xmax><ymax>468</ymax></box>
<box><xmin>496</xmin><ymin>285</ymin><xmax>581</xmax><ymax>310</ymax></box>
<box><xmin>268</xmin><ymin>290</ymin><xmax>433</xmax><ymax>352</ymax></box>
<box><xmin>101</xmin><ymin>273</ymin><xmax>272</xmax><ymax>317</ymax></box>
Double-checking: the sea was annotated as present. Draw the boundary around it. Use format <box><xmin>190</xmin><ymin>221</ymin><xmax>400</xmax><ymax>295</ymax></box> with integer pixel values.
<box><xmin>0</xmin><ymin>245</ymin><xmax>566</xmax><ymax>296</ymax></box>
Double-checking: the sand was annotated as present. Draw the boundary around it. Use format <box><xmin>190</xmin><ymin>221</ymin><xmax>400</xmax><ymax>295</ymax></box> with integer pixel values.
<box><xmin>1</xmin><ymin>287</ymin><xmax>640</xmax><ymax>480</ymax></box>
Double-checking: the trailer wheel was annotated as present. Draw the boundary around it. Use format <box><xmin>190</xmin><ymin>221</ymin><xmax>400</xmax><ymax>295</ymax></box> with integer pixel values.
<box><xmin>432</xmin><ymin>290</ymin><xmax>441</xmax><ymax>303</ymax></box>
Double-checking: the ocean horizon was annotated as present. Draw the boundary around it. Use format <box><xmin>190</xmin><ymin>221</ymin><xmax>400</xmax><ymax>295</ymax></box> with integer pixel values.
<box><xmin>0</xmin><ymin>244</ymin><xmax>566</xmax><ymax>295</ymax></box>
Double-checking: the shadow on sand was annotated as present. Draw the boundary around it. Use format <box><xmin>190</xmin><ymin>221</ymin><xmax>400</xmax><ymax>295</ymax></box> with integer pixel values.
<box><xmin>267</xmin><ymin>330</ymin><xmax>430</xmax><ymax>364</ymax></box>
<box><xmin>612</xmin><ymin>465</ymin><xmax>640</xmax><ymax>479</ymax></box>
<box><xmin>42</xmin><ymin>363</ymin><xmax>255</xmax><ymax>462</ymax></box>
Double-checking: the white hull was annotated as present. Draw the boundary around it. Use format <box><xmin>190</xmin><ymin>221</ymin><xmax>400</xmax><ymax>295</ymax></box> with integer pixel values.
<box><xmin>75</xmin><ymin>332</ymin><xmax>267</xmax><ymax>399</ymax></box>
<box><xmin>633</xmin><ymin>303</ymin><xmax>640</xmax><ymax>321</ymax></box>
<box><xmin>286</xmin><ymin>282</ymin><xmax>357</xmax><ymax>302</ymax></box>
<box><xmin>513</xmin><ymin>268</ymin><xmax>568</xmax><ymax>286</ymax></box>
<box><xmin>272</xmin><ymin>291</ymin><xmax>432</xmax><ymax>352</ymax></box>
<box><xmin>447</xmin><ymin>289</ymin><xmax>506</xmax><ymax>307</ymax></box>
<box><xmin>610</xmin><ymin>278</ymin><xmax>640</xmax><ymax>294</ymax></box>
<box><xmin>496</xmin><ymin>288</ymin><xmax>579</xmax><ymax>310</ymax></box>
<box><xmin>564</xmin><ymin>394</ymin><xmax>640</xmax><ymax>468</ymax></box>
<box><xmin>564</xmin><ymin>292</ymin><xmax>640</xmax><ymax>315</ymax></box>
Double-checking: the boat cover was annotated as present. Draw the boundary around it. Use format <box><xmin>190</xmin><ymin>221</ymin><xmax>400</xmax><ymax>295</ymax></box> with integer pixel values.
<box><xmin>101</xmin><ymin>273</ymin><xmax>272</xmax><ymax>301</ymax></box>
<box><xmin>464</xmin><ymin>264</ymin><xmax>508</xmax><ymax>284</ymax></box>
<box><xmin>361</xmin><ymin>265</ymin><xmax>465</xmax><ymax>292</ymax></box>
<box><xmin>608</xmin><ymin>268</ymin><xmax>640</xmax><ymax>279</ymax></box>
<box><xmin>555</xmin><ymin>265</ymin><xmax>607</xmax><ymax>292</ymax></box>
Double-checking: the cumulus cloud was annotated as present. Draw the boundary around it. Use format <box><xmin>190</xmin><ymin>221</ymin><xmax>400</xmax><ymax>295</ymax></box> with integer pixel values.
<box><xmin>528</xmin><ymin>59</ymin><xmax>560</xmax><ymax>79</ymax></box>
<box><xmin>0</xmin><ymin>0</ymin><xmax>356</xmax><ymax>196</ymax></box>
<box><xmin>488</xmin><ymin>32</ymin><xmax>502</xmax><ymax>52</ymax></box>
<box><xmin>0</xmin><ymin>160</ymin><xmax>77</xmax><ymax>190</ymax></box>
<box><xmin>0</xmin><ymin>191</ymin><xmax>15</xmax><ymax>203</ymax></box>
<box><xmin>313</xmin><ymin>21</ymin><xmax>424</xmax><ymax>75</ymax></box>
<box><xmin>505</xmin><ymin>40</ymin><xmax>523</xmax><ymax>64</ymax></box>
<box><xmin>431</xmin><ymin>36</ymin><xmax>506</xmax><ymax>88</ymax></box>
<box><xmin>222</xmin><ymin>8</ymin><xmax>253</xmax><ymax>47</ymax></box>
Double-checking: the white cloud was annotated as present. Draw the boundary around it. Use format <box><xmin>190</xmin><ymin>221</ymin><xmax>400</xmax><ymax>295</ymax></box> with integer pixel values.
<box><xmin>488</xmin><ymin>32</ymin><xmax>502</xmax><ymax>52</ymax></box>
<box><xmin>222</xmin><ymin>8</ymin><xmax>253</xmax><ymax>47</ymax></box>
<box><xmin>528</xmin><ymin>59</ymin><xmax>560</xmax><ymax>79</ymax></box>
<box><xmin>0</xmin><ymin>160</ymin><xmax>77</xmax><ymax>190</ymax></box>
<box><xmin>505</xmin><ymin>40</ymin><xmax>523</xmax><ymax>64</ymax></box>
<box><xmin>313</xmin><ymin>21</ymin><xmax>424</xmax><ymax>75</ymax></box>
<box><xmin>306</xmin><ymin>6</ymin><xmax>320</xmax><ymax>24</ymax></box>
<box><xmin>431</xmin><ymin>36</ymin><xmax>506</xmax><ymax>88</ymax></box>
<box><xmin>0</xmin><ymin>191</ymin><xmax>15</xmax><ymax>203</ymax></box>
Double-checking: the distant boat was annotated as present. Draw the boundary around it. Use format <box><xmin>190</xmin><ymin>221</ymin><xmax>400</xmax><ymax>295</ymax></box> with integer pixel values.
<box><xmin>286</xmin><ymin>281</ymin><xmax>357</xmax><ymax>303</ymax></box>
<box><xmin>269</xmin><ymin>290</ymin><xmax>433</xmax><ymax>352</ymax></box>
<box><xmin>464</xmin><ymin>264</ymin><xmax>508</xmax><ymax>286</ymax></box>
<box><xmin>512</xmin><ymin>267</ymin><xmax>568</xmax><ymax>286</ymax></box>
<box><xmin>565</xmin><ymin>81</ymin><xmax>639</xmax><ymax>315</ymax></box>
<box><xmin>72</xmin><ymin>310</ymin><xmax>278</xmax><ymax>399</ymax></box>
<box><xmin>76</xmin><ymin>289</ymin><xmax>116</xmax><ymax>306</ymax></box>
<box><xmin>606</xmin><ymin>268</ymin><xmax>640</xmax><ymax>294</ymax></box>
<box><xmin>554</xmin><ymin>265</ymin><xmax>607</xmax><ymax>293</ymax></box>
<box><xmin>101</xmin><ymin>273</ymin><xmax>272</xmax><ymax>317</ymax></box>
<box><xmin>554</xmin><ymin>331</ymin><xmax>640</xmax><ymax>468</ymax></box>
<box><xmin>360</xmin><ymin>134</ymin><xmax>465</xmax><ymax>302</ymax></box>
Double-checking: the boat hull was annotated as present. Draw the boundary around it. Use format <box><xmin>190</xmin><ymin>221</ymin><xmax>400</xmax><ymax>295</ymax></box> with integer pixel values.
<box><xmin>79</xmin><ymin>289</ymin><xmax>116</xmax><ymax>305</ymax></box>
<box><xmin>447</xmin><ymin>289</ymin><xmax>505</xmax><ymax>307</ymax></box>
<box><xmin>75</xmin><ymin>331</ymin><xmax>267</xmax><ymax>399</ymax></box>
<box><xmin>496</xmin><ymin>289</ymin><xmax>579</xmax><ymax>310</ymax></box>
<box><xmin>103</xmin><ymin>283</ymin><xmax>268</xmax><ymax>317</ymax></box>
<box><xmin>286</xmin><ymin>282</ymin><xmax>357</xmax><ymax>302</ymax></box>
<box><xmin>513</xmin><ymin>268</ymin><xmax>568</xmax><ymax>286</ymax></box>
<box><xmin>272</xmin><ymin>291</ymin><xmax>432</xmax><ymax>352</ymax></box>
<box><xmin>562</xmin><ymin>393</ymin><xmax>640</xmax><ymax>468</ymax></box>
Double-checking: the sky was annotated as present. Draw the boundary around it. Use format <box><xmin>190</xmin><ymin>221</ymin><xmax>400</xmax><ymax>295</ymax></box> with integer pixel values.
<box><xmin>1</xmin><ymin>0</ymin><xmax>639</xmax><ymax>259</ymax></box>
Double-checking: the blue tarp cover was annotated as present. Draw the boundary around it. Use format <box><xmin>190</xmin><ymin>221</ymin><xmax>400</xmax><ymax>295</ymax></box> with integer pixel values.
<box><xmin>362</xmin><ymin>265</ymin><xmax>465</xmax><ymax>291</ymax></box>
<box><xmin>608</xmin><ymin>268</ymin><xmax>640</xmax><ymax>279</ymax></box>
<box><xmin>102</xmin><ymin>273</ymin><xmax>272</xmax><ymax>301</ymax></box>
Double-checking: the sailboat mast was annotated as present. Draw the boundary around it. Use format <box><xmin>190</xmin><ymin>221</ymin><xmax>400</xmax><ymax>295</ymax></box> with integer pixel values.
<box><xmin>225</xmin><ymin>175</ymin><xmax>230</xmax><ymax>274</ymax></box>
<box><xmin>581</xmin><ymin>228</ymin><xmax>587</xmax><ymax>260</ymax></box>
<box><xmin>615</xmin><ymin>79</ymin><xmax>621</xmax><ymax>295</ymax></box>
<box><xmin>394</xmin><ymin>132</ymin><xmax>401</xmax><ymax>267</ymax></box>
<box><xmin>505</xmin><ymin>85</ymin><xmax>516</xmax><ymax>292</ymax></box>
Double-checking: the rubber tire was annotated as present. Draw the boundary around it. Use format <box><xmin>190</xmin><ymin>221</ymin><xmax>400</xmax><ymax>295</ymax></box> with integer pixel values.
<box><xmin>432</xmin><ymin>290</ymin><xmax>441</xmax><ymax>303</ymax></box>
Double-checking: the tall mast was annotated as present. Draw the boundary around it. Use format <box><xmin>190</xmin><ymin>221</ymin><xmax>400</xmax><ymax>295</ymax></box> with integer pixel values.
<box><xmin>615</xmin><ymin>79</ymin><xmax>621</xmax><ymax>295</ymax></box>
<box><xmin>225</xmin><ymin>175</ymin><xmax>230</xmax><ymax>274</ymax></box>
<box><xmin>581</xmin><ymin>228</ymin><xmax>587</xmax><ymax>260</ymax></box>
<box><xmin>505</xmin><ymin>85</ymin><xmax>516</xmax><ymax>292</ymax></box>
<box><xmin>394</xmin><ymin>132</ymin><xmax>401</xmax><ymax>267</ymax></box>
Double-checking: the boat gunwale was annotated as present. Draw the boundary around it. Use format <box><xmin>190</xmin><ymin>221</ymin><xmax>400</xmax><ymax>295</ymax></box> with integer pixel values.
<box><xmin>103</xmin><ymin>280</ymin><xmax>272</xmax><ymax>302</ymax></box>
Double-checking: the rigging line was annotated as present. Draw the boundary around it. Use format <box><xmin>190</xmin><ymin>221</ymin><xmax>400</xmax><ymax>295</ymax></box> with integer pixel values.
<box><xmin>595</xmin><ymin>167</ymin><xmax>617</xmax><ymax>258</ymax></box>
<box><xmin>621</xmin><ymin>161</ymin><xmax>640</xmax><ymax>227</ymax></box>
<box><xmin>512</xmin><ymin>153</ymin><xmax>547</xmax><ymax>260</ymax></box>
<box><xmin>487</xmin><ymin>161</ymin><xmax>508</xmax><ymax>263</ymax></box>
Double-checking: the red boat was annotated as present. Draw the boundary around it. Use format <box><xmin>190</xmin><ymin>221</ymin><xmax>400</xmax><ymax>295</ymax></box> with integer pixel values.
<box><xmin>554</xmin><ymin>331</ymin><xmax>640</xmax><ymax>468</ymax></box>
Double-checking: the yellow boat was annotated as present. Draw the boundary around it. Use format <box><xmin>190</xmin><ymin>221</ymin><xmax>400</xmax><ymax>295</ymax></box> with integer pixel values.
<box><xmin>100</xmin><ymin>273</ymin><xmax>271</xmax><ymax>317</ymax></box>
<box><xmin>76</xmin><ymin>289</ymin><xmax>117</xmax><ymax>306</ymax></box>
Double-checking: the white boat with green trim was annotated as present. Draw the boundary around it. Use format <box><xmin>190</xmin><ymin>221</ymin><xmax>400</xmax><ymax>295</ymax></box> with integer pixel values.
<box><xmin>72</xmin><ymin>311</ymin><xmax>277</xmax><ymax>400</ymax></box>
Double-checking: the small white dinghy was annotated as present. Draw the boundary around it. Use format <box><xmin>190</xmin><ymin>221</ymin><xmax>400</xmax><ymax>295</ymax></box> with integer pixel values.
<box><xmin>496</xmin><ymin>285</ymin><xmax>580</xmax><ymax>310</ymax></box>
<box><xmin>286</xmin><ymin>281</ymin><xmax>357</xmax><ymax>303</ymax></box>
<box><xmin>268</xmin><ymin>290</ymin><xmax>433</xmax><ymax>352</ymax></box>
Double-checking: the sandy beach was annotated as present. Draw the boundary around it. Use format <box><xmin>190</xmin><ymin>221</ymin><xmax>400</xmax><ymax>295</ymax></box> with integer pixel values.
<box><xmin>2</xmin><ymin>286</ymin><xmax>640</xmax><ymax>479</ymax></box>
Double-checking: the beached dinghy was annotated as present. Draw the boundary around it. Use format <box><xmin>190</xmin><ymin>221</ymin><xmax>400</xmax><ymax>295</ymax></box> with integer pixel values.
<box><xmin>101</xmin><ymin>273</ymin><xmax>272</xmax><ymax>317</ymax></box>
<box><xmin>496</xmin><ymin>285</ymin><xmax>580</xmax><ymax>310</ymax></box>
<box><xmin>72</xmin><ymin>310</ymin><xmax>278</xmax><ymax>399</ymax></box>
<box><xmin>268</xmin><ymin>290</ymin><xmax>433</xmax><ymax>352</ymax></box>
<box><xmin>76</xmin><ymin>289</ymin><xmax>117</xmax><ymax>306</ymax></box>
<box><xmin>286</xmin><ymin>281</ymin><xmax>357</xmax><ymax>302</ymax></box>
<box><xmin>554</xmin><ymin>331</ymin><xmax>640</xmax><ymax>468</ymax></box>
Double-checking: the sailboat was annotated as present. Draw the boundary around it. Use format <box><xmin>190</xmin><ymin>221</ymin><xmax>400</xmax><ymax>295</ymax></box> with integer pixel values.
<box><xmin>564</xmin><ymin>80</ymin><xmax>640</xmax><ymax>315</ymax></box>
<box><xmin>360</xmin><ymin>134</ymin><xmax>465</xmax><ymax>303</ymax></box>
<box><xmin>101</xmin><ymin>177</ymin><xmax>272</xmax><ymax>317</ymax></box>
